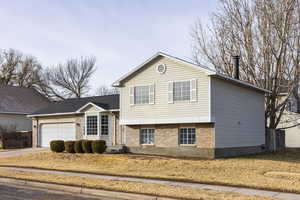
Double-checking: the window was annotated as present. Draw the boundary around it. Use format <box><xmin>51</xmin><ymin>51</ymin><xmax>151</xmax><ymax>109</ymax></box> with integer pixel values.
<box><xmin>180</xmin><ymin>128</ymin><xmax>196</xmax><ymax>145</ymax></box>
<box><xmin>173</xmin><ymin>81</ymin><xmax>190</xmax><ymax>101</ymax></box>
<box><xmin>101</xmin><ymin>115</ymin><xmax>109</xmax><ymax>135</ymax></box>
<box><xmin>86</xmin><ymin>116</ymin><xmax>98</xmax><ymax>135</ymax></box>
<box><xmin>134</xmin><ymin>86</ymin><xmax>149</xmax><ymax>104</ymax></box>
<box><xmin>140</xmin><ymin>128</ymin><xmax>155</xmax><ymax>144</ymax></box>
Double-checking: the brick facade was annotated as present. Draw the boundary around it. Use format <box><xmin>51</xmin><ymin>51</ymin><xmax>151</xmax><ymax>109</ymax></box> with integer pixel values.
<box><xmin>125</xmin><ymin>123</ymin><xmax>215</xmax><ymax>148</ymax></box>
<box><xmin>124</xmin><ymin>123</ymin><xmax>263</xmax><ymax>158</ymax></box>
<box><xmin>124</xmin><ymin>123</ymin><xmax>216</xmax><ymax>158</ymax></box>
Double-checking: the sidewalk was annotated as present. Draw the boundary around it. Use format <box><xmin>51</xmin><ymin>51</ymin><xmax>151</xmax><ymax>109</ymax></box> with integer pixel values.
<box><xmin>0</xmin><ymin>166</ymin><xmax>300</xmax><ymax>200</ymax></box>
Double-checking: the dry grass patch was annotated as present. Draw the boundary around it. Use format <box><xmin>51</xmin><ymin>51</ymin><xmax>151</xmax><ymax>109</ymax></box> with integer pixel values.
<box><xmin>0</xmin><ymin>169</ymin><xmax>278</xmax><ymax>200</ymax></box>
<box><xmin>1</xmin><ymin>150</ymin><xmax>300</xmax><ymax>193</ymax></box>
<box><xmin>264</xmin><ymin>171</ymin><xmax>300</xmax><ymax>181</ymax></box>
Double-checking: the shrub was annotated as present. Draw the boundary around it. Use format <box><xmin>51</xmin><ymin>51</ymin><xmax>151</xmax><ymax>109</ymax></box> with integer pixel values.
<box><xmin>74</xmin><ymin>140</ymin><xmax>84</xmax><ymax>153</ymax></box>
<box><xmin>82</xmin><ymin>140</ymin><xmax>92</xmax><ymax>153</ymax></box>
<box><xmin>92</xmin><ymin>140</ymin><xmax>106</xmax><ymax>154</ymax></box>
<box><xmin>50</xmin><ymin>140</ymin><xmax>65</xmax><ymax>153</ymax></box>
<box><xmin>64</xmin><ymin>141</ymin><xmax>75</xmax><ymax>153</ymax></box>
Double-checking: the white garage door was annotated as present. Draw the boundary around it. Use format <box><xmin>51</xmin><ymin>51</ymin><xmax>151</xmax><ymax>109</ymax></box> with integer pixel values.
<box><xmin>40</xmin><ymin>123</ymin><xmax>76</xmax><ymax>147</ymax></box>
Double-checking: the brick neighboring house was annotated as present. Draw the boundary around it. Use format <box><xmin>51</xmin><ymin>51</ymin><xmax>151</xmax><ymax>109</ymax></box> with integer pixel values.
<box><xmin>0</xmin><ymin>86</ymin><xmax>50</xmax><ymax>132</ymax></box>
<box><xmin>29</xmin><ymin>52</ymin><xmax>270</xmax><ymax>158</ymax></box>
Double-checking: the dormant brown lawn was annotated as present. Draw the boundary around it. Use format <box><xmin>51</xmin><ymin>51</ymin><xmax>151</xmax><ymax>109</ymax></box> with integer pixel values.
<box><xmin>0</xmin><ymin>169</ymin><xmax>277</xmax><ymax>200</ymax></box>
<box><xmin>0</xmin><ymin>150</ymin><xmax>300</xmax><ymax>193</ymax></box>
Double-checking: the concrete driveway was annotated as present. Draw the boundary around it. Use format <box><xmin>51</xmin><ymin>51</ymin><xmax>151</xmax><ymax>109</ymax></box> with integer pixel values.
<box><xmin>0</xmin><ymin>148</ymin><xmax>49</xmax><ymax>157</ymax></box>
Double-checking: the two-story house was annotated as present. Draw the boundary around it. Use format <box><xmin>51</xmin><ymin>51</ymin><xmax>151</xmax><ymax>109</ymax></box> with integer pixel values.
<box><xmin>112</xmin><ymin>52</ymin><xmax>270</xmax><ymax>158</ymax></box>
<box><xmin>29</xmin><ymin>52</ymin><xmax>269</xmax><ymax>158</ymax></box>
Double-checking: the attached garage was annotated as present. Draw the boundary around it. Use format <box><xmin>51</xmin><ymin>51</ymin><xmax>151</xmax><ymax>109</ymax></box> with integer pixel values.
<box><xmin>40</xmin><ymin>123</ymin><xmax>76</xmax><ymax>147</ymax></box>
<box><xmin>29</xmin><ymin>94</ymin><xmax>120</xmax><ymax>147</ymax></box>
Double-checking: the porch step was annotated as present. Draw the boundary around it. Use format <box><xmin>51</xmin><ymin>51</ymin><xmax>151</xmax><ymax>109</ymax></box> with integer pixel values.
<box><xmin>105</xmin><ymin>145</ymin><xmax>127</xmax><ymax>154</ymax></box>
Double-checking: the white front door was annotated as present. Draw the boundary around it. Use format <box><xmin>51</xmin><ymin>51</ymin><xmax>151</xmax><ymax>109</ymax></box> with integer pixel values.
<box><xmin>40</xmin><ymin>123</ymin><xmax>76</xmax><ymax>147</ymax></box>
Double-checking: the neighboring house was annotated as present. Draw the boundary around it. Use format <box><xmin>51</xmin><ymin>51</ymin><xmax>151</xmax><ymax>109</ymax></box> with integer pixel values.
<box><xmin>28</xmin><ymin>95</ymin><xmax>120</xmax><ymax>147</ymax></box>
<box><xmin>29</xmin><ymin>52</ymin><xmax>270</xmax><ymax>158</ymax></box>
<box><xmin>0</xmin><ymin>86</ymin><xmax>50</xmax><ymax>132</ymax></box>
<box><xmin>278</xmin><ymin>92</ymin><xmax>300</xmax><ymax>148</ymax></box>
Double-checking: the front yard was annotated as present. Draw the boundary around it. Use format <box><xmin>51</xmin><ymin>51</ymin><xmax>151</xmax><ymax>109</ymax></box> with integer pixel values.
<box><xmin>0</xmin><ymin>150</ymin><xmax>299</xmax><ymax>195</ymax></box>
<box><xmin>0</xmin><ymin>168</ymin><xmax>276</xmax><ymax>200</ymax></box>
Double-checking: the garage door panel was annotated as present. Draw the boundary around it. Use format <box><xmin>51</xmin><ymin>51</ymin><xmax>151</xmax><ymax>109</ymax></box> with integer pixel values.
<box><xmin>40</xmin><ymin>123</ymin><xmax>75</xmax><ymax>147</ymax></box>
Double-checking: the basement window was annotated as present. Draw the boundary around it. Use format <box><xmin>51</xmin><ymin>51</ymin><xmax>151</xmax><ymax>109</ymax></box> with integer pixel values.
<box><xmin>179</xmin><ymin>128</ymin><xmax>196</xmax><ymax>145</ymax></box>
<box><xmin>140</xmin><ymin>128</ymin><xmax>155</xmax><ymax>145</ymax></box>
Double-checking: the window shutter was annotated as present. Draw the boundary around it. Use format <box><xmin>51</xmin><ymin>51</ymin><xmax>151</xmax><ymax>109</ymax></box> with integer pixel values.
<box><xmin>190</xmin><ymin>79</ymin><xmax>197</xmax><ymax>102</ymax></box>
<box><xmin>168</xmin><ymin>81</ymin><xmax>173</xmax><ymax>104</ymax></box>
<box><xmin>149</xmin><ymin>84</ymin><xmax>155</xmax><ymax>104</ymax></box>
<box><xmin>130</xmin><ymin>86</ymin><xmax>134</xmax><ymax>105</ymax></box>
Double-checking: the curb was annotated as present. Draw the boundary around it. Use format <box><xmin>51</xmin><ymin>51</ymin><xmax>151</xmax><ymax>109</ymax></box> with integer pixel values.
<box><xmin>0</xmin><ymin>177</ymin><xmax>177</xmax><ymax>200</ymax></box>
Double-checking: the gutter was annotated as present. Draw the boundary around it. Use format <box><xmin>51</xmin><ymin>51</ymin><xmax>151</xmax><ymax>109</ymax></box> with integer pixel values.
<box><xmin>27</xmin><ymin>112</ymin><xmax>79</xmax><ymax>118</ymax></box>
<box><xmin>27</xmin><ymin>109</ymin><xmax>120</xmax><ymax>118</ymax></box>
<box><xmin>211</xmin><ymin>73</ymin><xmax>272</xmax><ymax>94</ymax></box>
<box><xmin>0</xmin><ymin>112</ymin><xmax>29</xmax><ymax>115</ymax></box>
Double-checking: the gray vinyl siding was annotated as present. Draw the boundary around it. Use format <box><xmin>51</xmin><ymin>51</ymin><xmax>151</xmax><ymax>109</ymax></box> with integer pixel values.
<box><xmin>120</xmin><ymin>56</ymin><xmax>210</xmax><ymax>124</ymax></box>
<box><xmin>0</xmin><ymin>113</ymin><xmax>32</xmax><ymax>131</ymax></box>
<box><xmin>211</xmin><ymin>78</ymin><xmax>265</xmax><ymax>148</ymax></box>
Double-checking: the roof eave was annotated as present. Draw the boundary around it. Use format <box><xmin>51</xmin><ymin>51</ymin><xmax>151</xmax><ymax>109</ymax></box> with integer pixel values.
<box><xmin>27</xmin><ymin>112</ymin><xmax>79</xmax><ymax>118</ymax></box>
<box><xmin>0</xmin><ymin>112</ymin><xmax>29</xmax><ymax>115</ymax></box>
<box><xmin>211</xmin><ymin>73</ymin><xmax>271</xmax><ymax>94</ymax></box>
<box><xmin>76</xmin><ymin>102</ymin><xmax>107</xmax><ymax>113</ymax></box>
<box><xmin>112</xmin><ymin>52</ymin><xmax>215</xmax><ymax>87</ymax></box>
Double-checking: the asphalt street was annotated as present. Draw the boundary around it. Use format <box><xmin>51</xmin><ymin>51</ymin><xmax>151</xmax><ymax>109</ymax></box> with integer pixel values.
<box><xmin>0</xmin><ymin>183</ymin><xmax>121</xmax><ymax>200</ymax></box>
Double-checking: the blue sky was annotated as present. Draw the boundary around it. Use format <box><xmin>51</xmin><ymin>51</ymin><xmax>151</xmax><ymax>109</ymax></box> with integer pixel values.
<box><xmin>0</xmin><ymin>0</ymin><xmax>218</xmax><ymax>93</ymax></box>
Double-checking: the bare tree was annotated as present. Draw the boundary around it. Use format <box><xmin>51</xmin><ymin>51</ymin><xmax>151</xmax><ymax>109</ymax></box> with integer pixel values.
<box><xmin>43</xmin><ymin>56</ymin><xmax>97</xmax><ymax>100</ymax></box>
<box><xmin>0</xmin><ymin>49</ymin><xmax>22</xmax><ymax>85</ymax></box>
<box><xmin>0</xmin><ymin>49</ymin><xmax>45</xmax><ymax>91</ymax></box>
<box><xmin>95</xmin><ymin>85</ymin><xmax>119</xmax><ymax>96</ymax></box>
<box><xmin>191</xmin><ymin>0</ymin><xmax>300</xmax><ymax>129</ymax></box>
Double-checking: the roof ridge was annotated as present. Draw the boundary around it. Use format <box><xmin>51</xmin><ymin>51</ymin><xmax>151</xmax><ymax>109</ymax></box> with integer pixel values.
<box><xmin>65</xmin><ymin>94</ymin><xmax>119</xmax><ymax>101</ymax></box>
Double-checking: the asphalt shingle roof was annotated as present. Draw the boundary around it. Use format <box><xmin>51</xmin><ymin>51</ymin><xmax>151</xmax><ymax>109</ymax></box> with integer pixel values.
<box><xmin>30</xmin><ymin>94</ymin><xmax>119</xmax><ymax>115</ymax></box>
<box><xmin>0</xmin><ymin>86</ymin><xmax>50</xmax><ymax>114</ymax></box>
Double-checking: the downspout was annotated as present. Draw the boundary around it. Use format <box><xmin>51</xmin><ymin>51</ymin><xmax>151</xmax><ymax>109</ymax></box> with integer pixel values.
<box><xmin>114</xmin><ymin>113</ymin><xmax>117</xmax><ymax>145</ymax></box>
<box><xmin>36</xmin><ymin>117</ymin><xmax>39</xmax><ymax>147</ymax></box>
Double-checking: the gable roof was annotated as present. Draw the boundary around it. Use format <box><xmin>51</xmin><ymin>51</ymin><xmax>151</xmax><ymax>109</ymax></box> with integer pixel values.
<box><xmin>28</xmin><ymin>94</ymin><xmax>119</xmax><ymax>117</ymax></box>
<box><xmin>112</xmin><ymin>52</ymin><xmax>271</xmax><ymax>94</ymax></box>
<box><xmin>0</xmin><ymin>86</ymin><xmax>50</xmax><ymax>114</ymax></box>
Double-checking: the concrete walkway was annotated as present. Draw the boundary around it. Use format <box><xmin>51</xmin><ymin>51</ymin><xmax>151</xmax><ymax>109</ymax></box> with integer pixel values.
<box><xmin>0</xmin><ymin>167</ymin><xmax>299</xmax><ymax>200</ymax></box>
<box><xmin>0</xmin><ymin>148</ymin><xmax>49</xmax><ymax>157</ymax></box>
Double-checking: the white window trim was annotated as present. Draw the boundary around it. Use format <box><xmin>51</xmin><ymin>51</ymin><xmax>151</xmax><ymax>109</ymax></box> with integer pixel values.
<box><xmin>190</xmin><ymin>78</ymin><xmax>197</xmax><ymax>102</ymax></box>
<box><xmin>100</xmin><ymin>114</ymin><xmax>109</xmax><ymax>136</ymax></box>
<box><xmin>130</xmin><ymin>84</ymin><xmax>155</xmax><ymax>105</ymax></box>
<box><xmin>140</xmin><ymin>128</ymin><xmax>155</xmax><ymax>145</ymax></box>
<box><xmin>168</xmin><ymin>81</ymin><xmax>173</xmax><ymax>104</ymax></box>
<box><xmin>85</xmin><ymin>111</ymin><xmax>101</xmax><ymax>137</ymax></box>
<box><xmin>173</xmin><ymin>80</ymin><xmax>191</xmax><ymax>102</ymax></box>
<box><xmin>179</xmin><ymin>127</ymin><xmax>196</xmax><ymax>145</ymax></box>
